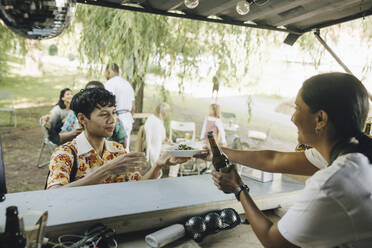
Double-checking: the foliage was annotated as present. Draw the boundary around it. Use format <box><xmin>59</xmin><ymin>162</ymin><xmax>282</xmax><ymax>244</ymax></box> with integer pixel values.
<box><xmin>0</xmin><ymin>22</ymin><xmax>25</xmax><ymax>78</ymax></box>
<box><xmin>75</xmin><ymin>5</ymin><xmax>274</xmax><ymax>112</ymax></box>
<box><xmin>360</xmin><ymin>17</ymin><xmax>372</xmax><ymax>78</ymax></box>
<box><xmin>296</xmin><ymin>17</ymin><xmax>372</xmax><ymax>74</ymax></box>
<box><xmin>2</xmin><ymin>4</ymin><xmax>368</xmax><ymax>112</ymax></box>
<box><xmin>48</xmin><ymin>44</ymin><xmax>58</xmax><ymax>56</ymax></box>
<box><xmin>297</xmin><ymin>31</ymin><xmax>326</xmax><ymax>69</ymax></box>
<box><xmin>76</xmin><ymin>6</ymin><xmax>168</xmax><ymax>111</ymax></box>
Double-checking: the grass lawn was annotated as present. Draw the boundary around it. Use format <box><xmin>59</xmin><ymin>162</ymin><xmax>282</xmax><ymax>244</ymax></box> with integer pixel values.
<box><xmin>0</xmin><ymin>69</ymin><xmax>297</xmax><ymax>145</ymax></box>
<box><xmin>0</xmin><ymin>70</ymin><xmax>86</xmax><ymax>128</ymax></box>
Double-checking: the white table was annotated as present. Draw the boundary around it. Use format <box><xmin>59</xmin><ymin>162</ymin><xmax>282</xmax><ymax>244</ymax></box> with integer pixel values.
<box><xmin>0</xmin><ymin>175</ymin><xmax>304</xmax><ymax>239</ymax></box>
<box><xmin>133</xmin><ymin>113</ymin><xmax>151</xmax><ymax>119</ymax></box>
<box><xmin>224</xmin><ymin>123</ymin><xmax>239</xmax><ymax>132</ymax></box>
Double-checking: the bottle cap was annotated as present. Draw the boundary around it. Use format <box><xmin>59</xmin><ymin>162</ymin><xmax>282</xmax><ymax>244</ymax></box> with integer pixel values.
<box><xmin>6</xmin><ymin>206</ymin><xmax>18</xmax><ymax>216</ymax></box>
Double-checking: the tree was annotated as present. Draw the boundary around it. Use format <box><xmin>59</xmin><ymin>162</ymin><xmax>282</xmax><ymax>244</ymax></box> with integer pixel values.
<box><xmin>74</xmin><ymin>4</ymin><xmax>372</xmax><ymax>114</ymax></box>
<box><xmin>77</xmin><ymin>6</ymin><xmax>169</xmax><ymax>113</ymax></box>
<box><xmin>0</xmin><ymin>22</ymin><xmax>25</xmax><ymax>78</ymax></box>
<box><xmin>75</xmin><ymin>4</ymin><xmax>267</xmax><ymax>113</ymax></box>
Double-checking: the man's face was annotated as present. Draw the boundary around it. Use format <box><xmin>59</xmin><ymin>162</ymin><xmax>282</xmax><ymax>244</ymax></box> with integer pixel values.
<box><xmin>83</xmin><ymin>105</ymin><xmax>116</xmax><ymax>138</ymax></box>
<box><xmin>105</xmin><ymin>69</ymin><xmax>111</xmax><ymax>80</ymax></box>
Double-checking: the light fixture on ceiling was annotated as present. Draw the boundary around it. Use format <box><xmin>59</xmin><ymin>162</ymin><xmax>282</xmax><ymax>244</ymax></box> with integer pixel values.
<box><xmin>0</xmin><ymin>0</ymin><xmax>76</xmax><ymax>39</ymax></box>
<box><xmin>236</xmin><ymin>0</ymin><xmax>252</xmax><ymax>15</ymax></box>
<box><xmin>184</xmin><ymin>0</ymin><xmax>199</xmax><ymax>9</ymax></box>
<box><xmin>236</xmin><ymin>0</ymin><xmax>270</xmax><ymax>15</ymax></box>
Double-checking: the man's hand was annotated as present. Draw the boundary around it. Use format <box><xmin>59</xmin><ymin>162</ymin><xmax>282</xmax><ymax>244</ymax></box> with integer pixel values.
<box><xmin>212</xmin><ymin>167</ymin><xmax>243</xmax><ymax>193</ymax></box>
<box><xmin>104</xmin><ymin>152</ymin><xmax>147</xmax><ymax>176</ymax></box>
<box><xmin>50</xmin><ymin>152</ymin><xmax>147</xmax><ymax>188</ymax></box>
<box><xmin>155</xmin><ymin>152</ymin><xmax>190</xmax><ymax>169</ymax></box>
<box><xmin>193</xmin><ymin>146</ymin><xmax>212</xmax><ymax>161</ymax></box>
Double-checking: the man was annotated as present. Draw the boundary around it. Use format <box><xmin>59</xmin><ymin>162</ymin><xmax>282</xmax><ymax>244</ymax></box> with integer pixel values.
<box><xmin>105</xmin><ymin>63</ymin><xmax>135</xmax><ymax>152</ymax></box>
<box><xmin>46</xmin><ymin>88</ymin><xmax>186</xmax><ymax>189</ymax></box>
<box><xmin>212</xmin><ymin>76</ymin><xmax>220</xmax><ymax>101</ymax></box>
<box><xmin>60</xmin><ymin>81</ymin><xmax>128</xmax><ymax>148</ymax></box>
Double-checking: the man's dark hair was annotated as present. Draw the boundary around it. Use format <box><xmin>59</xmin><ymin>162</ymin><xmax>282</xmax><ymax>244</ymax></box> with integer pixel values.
<box><xmin>106</xmin><ymin>63</ymin><xmax>120</xmax><ymax>74</ymax></box>
<box><xmin>85</xmin><ymin>81</ymin><xmax>104</xmax><ymax>89</ymax></box>
<box><xmin>57</xmin><ymin>88</ymin><xmax>71</xmax><ymax>109</ymax></box>
<box><xmin>70</xmin><ymin>88</ymin><xmax>116</xmax><ymax>119</ymax></box>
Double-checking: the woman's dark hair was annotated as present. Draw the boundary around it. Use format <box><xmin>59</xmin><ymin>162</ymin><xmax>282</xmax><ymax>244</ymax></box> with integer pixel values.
<box><xmin>70</xmin><ymin>88</ymin><xmax>116</xmax><ymax>119</ymax></box>
<box><xmin>57</xmin><ymin>88</ymin><xmax>71</xmax><ymax>109</ymax></box>
<box><xmin>85</xmin><ymin>81</ymin><xmax>104</xmax><ymax>89</ymax></box>
<box><xmin>301</xmin><ymin>72</ymin><xmax>372</xmax><ymax>161</ymax></box>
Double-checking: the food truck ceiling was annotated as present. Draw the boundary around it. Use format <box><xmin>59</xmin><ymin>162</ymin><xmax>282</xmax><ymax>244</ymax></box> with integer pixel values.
<box><xmin>79</xmin><ymin>0</ymin><xmax>372</xmax><ymax>44</ymax></box>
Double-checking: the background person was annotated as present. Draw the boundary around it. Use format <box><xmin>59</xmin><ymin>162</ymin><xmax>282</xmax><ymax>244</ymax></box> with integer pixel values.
<box><xmin>212</xmin><ymin>76</ymin><xmax>220</xmax><ymax>101</ymax></box>
<box><xmin>144</xmin><ymin>102</ymin><xmax>172</xmax><ymax>166</ymax></box>
<box><xmin>46</xmin><ymin>88</ymin><xmax>187</xmax><ymax>189</ymax></box>
<box><xmin>200</xmin><ymin>103</ymin><xmax>226</xmax><ymax>173</ymax></box>
<box><xmin>209</xmin><ymin>72</ymin><xmax>372</xmax><ymax>247</ymax></box>
<box><xmin>200</xmin><ymin>103</ymin><xmax>226</xmax><ymax>146</ymax></box>
<box><xmin>60</xmin><ymin>81</ymin><xmax>128</xmax><ymax>147</ymax></box>
<box><xmin>48</xmin><ymin>88</ymin><xmax>74</xmax><ymax>145</ymax></box>
<box><xmin>105</xmin><ymin>63</ymin><xmax>135</xmax><ymax>152</ymax></box>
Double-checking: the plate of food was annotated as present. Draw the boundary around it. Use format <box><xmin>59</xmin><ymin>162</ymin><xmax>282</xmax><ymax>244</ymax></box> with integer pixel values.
<box><xmin>166</xmin><ymin>143</ymin><xmax>207</xmax><ymax>157</ymax></box>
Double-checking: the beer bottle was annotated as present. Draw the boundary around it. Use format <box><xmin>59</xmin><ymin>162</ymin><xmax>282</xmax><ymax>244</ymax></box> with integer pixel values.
<box><xmin>0</xmin><ymin>206</ymin><xmax>26</xmax><ymax>248</ymax></box>
<box><xmin>207</xmin><ymin>131</ymin><xmax>233</xmax><ymax>173</ymax></box>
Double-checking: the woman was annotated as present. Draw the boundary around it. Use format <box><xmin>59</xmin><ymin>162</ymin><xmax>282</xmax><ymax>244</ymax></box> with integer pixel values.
<box><xmin>200</xmin><ymin>103</ymin><xmax>226</xmax><ymax>173</ymax></box>
<box><xmin>211</xmin><ymin>72</ymin><xmax>372</xmax><ymax>247</ymax></box>
<box><xmin>200</xmin><ymin>103</ymin><xmax>227</xmax><ymax>146</ymax></box>
<box><xmin>144</xmin><ymin>102</ymin><xmax>171</xmax><ymax>166</ymax></box>
<box><xmin>48</xmin><ymin>88</ymin><xmax>74</xmax><ymax>145</ymax></box>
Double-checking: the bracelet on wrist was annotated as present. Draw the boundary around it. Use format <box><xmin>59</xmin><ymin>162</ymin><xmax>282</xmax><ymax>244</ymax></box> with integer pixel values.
<box><xmin>234</xmin><ymin>184</ymin><xmax>249</xmax><ymax>201</ymax></box>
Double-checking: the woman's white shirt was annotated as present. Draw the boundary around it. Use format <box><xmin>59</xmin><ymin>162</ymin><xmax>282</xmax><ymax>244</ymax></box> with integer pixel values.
<box><xmin>144</xmin><ymin>114</ymin><xmax>166</xmax><ymax>166</ymax></box>
<box><xmin>278</xmin><ymin>152</ymin><xmax>372</xmax><ymax>248</ymax></box>
<box><xmin>304</xmin><ymin>148</ymin><xmax>328</xmax><ymax>169</ymax></box>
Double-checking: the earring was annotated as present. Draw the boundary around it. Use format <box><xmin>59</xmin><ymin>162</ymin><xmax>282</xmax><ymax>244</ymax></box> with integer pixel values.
<box><xmin>315</xmin><ymin>128</ymin><xmax>321</xmax><ymax>136</ymax></box>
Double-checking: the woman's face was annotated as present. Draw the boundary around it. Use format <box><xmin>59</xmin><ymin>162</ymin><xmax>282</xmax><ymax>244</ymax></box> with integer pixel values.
<box><xmin>62</xmin><ymin>90</ymin><xmax>73</xmax><ymax>104</ymax></box>
<box><xmin>161</xmin><ymin>109</ymin><xmax>168</xmax><ymax>119</ymax></box>
<box><xmin>291</xmin><ymin>90</ymin><xmax>317</xmax><ymax>145</ymax></box>
<box><xmin>209</xmin><ymin>105</ymin><xmax>217</xmax><ymax>117</ymax></box>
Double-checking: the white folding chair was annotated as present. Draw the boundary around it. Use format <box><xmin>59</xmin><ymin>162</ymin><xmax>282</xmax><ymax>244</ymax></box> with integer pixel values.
<box><xmin>246</xmin><ymin>127</ymin><xmax>271</xmax><ymax>149</ymax></box>
<box><xmin>169</xmin><ymin>120</ymin><xmax>199</xmax><ymax>176</ymax></box>
<box><xmin>36</xmin><ymin>115</ymin><xmax>57</xmax><ymax>168</ymax></box>
<box><xmin>169</xmin><ymin>120</ymin><xmax>196</xmax><ymax>142</ymax></box>
<box><xmin>0</xmin><ymin>92</ymin><xmax>17</xmax><ymax>128</ymax></box>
